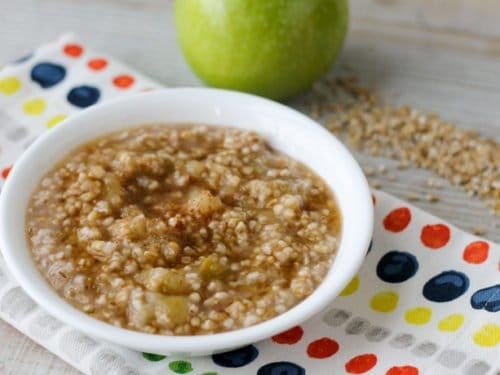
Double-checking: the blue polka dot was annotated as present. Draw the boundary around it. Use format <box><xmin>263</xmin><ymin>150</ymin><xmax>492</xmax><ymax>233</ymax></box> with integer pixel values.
<box><xmin>67</xmin><ymin>85</ymin><xmax>100</xmax><ymax>108</ymax></box>
<box><xmin>14</xmin><ymin>52</ymin><xmax>33</xmax><ymax>64</ymax></box>
<box><xmin>212</xmin><ymin>345</ymin><xmax>258</xmax><ymax>368</ymax></box>
<box><xmin>422</xmin><ymin>271</ymin><xmax>469</xmax><ymax>302</ymax></box>
<box><xmin>471</xmin><ymin>284</ymin><xmax>500</xmax><ymax>312</ymax></box>
<box><xmin>366</xmin><ymin>240</ymin><xmax>373</xmax><ymax>255</ymax></box>
<box><xmin>376</xmin><ymin>250</ymin><xmax>418</xmax><ymax>283</ymax></box>
<box><xmin>257</xmin><ymin>362</ymin><xmax>305</xmax><ymax>375</ymax></box>
<box><xmin>31</xmin><ymin>62</ymin><xmax>66</xmax><ymax>88</ymax></box>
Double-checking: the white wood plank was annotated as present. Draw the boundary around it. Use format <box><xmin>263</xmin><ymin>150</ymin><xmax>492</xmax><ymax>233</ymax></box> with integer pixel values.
<box><xmin>350</xmin><ymin>0</ymin><xmax>500</xmax><ymax>39</ymax></box>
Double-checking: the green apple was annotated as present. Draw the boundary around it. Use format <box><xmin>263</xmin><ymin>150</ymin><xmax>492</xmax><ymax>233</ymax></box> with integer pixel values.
<box><xmin>174</xmin><ymin>0</ymin><xmax>348</xmax><ymax>101</ymax></box>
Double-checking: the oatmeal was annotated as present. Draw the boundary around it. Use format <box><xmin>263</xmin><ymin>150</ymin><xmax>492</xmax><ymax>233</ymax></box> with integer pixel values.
<box><xmin>26</xmin><ymin>125</ymin><xmax>341</xmax><ymax>335</ymax></box>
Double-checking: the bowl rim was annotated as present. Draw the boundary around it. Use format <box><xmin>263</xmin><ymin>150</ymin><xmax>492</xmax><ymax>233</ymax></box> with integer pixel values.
<box><xmin>0</xmin><ymin>87</ymin><xmax>373</xmax><ymax>354</ymax></box>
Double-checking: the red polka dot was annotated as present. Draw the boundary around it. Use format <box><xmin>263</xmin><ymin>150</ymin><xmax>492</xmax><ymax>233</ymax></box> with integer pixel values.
<box><xmin>420</xmin><ymin>224</ymin><xmax>450</xmax><ymax>249</ymax></box>
<box><xmin>1</xmin><ymin>166</ymin><xmax>12</xmax><ymax>179</ymax></box>
<box><xmin>383</xmin><ymin>207</ymin><xmax>411</xmax><ymax>232</ymax></box>
<box><xmin>386</xmin><ymin>366</ymin><xmax>419</xmax><ymax>375</ymax></box>
<box><xmin>113</xmin><ymin>75</ymin><xmax>135</xmax><ymax>89</ymax></box>
<box><xmin>63</xmin><ymin>44</ymin><xmax>83</xmax><ymax>58</ymax></box>
<box><xmin>372</xmin><ymin>195</ymin><xmax>376</xmax><ymax>205</ymax></box>
<box><xmin>87</xmin><ymin>58</ymin><xmax>108</xmax><ymax>71</ymax></box>
<box><xmin>306</xmin><ymin>337</ymin><xmax>339</xmax><ymax>359</ymax></box>
<box><xmin>463</xmin><ymin>241</ymin><xmax>489</xmax><ymax>264</ymax></box>
<box><xmin>345</xmin><ymin>354</ymin><xmax>377</xmax><ymax>374</ymax></box>
<box><xmin>272</xmin><ymin>326</ymin><xmax>304</xmax><ymax>345</ymax></box>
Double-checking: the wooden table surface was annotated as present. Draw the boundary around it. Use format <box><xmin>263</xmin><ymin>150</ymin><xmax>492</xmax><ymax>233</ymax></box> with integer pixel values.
<box><xmin>0</xmin><ymin>1</ymin><xmax>499</xmax><ymax>374</ymax></box>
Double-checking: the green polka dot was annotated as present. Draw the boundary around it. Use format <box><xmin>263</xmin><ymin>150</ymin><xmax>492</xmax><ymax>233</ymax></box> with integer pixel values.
<box><xmin>169</xmin><ymin>360</ymin><xmax>193</xmax><ymax>374</ymax></box>
<box><xmin>142</xmin><ymin>352</ymin><xmax>166</xmax><ymax>361</ymax></box>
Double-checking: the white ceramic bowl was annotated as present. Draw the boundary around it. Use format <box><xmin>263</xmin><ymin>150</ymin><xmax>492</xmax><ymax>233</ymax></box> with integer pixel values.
<box><xmin>0</xmin><ymin>88</ymin><xmax>373</xmax><ymax>356</ymax></box>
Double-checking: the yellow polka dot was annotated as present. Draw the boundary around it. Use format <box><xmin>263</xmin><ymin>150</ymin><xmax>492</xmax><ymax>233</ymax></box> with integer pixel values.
<box><xmin>473</xmin><ymin>323</ymin><xmax>500</xmax><ymax>347</ymax></box>
<box><xmin>0</xmin><ymin>76</ymin><xmax>21</xmax><ymax>95</ymax></box>
<box><xmin>438</xmin><ymin>314</ymin><xmax>464</xmax><ymax>332</ymax></box>
<box><xmin>47</xmin><ymin>114</ymin><xmax>67</xmax><ymax>128</ymax></box>
<box><xmin>405</xmin><ymin>307</ymin><xmax>432</xmax><ymax>325</ymax></box>
<box><xmin>369</xmin><ymin>291</ymin><xmax>399</xmax><ymax>313</ymax></box>
<box><xmin>340</xmin><ymin>276</ymin><xmax>359</xmax><ymax>297</ymax></box>
<box><xmin>22</xmin><ymin>98</ymin><xmax>46</xmax><ymax>115</ymax></box>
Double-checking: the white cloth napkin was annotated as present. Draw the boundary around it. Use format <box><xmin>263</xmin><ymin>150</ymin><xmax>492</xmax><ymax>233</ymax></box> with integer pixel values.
<box><xmin>0</xmin><ymin>34</ymin><xmax>498</xmax><ymax>375</ymax></box>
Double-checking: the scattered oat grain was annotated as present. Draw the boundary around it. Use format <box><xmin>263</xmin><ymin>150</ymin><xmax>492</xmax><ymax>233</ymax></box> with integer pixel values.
<box><xmin>406</xmin><ymin>193</ymin><xmax>419</xmax><ymax>202</ymax></box>
<box><xmin>426</xmin><ymin>194</ymin><xmax>440</xmax><ymax>203</ymax></box>
<box><xmin>297</xmin><ymin>77</ymin><xmax>500</xmax><ymax>214</ymax></box>
<box><xmin>472</xmin><ymin>227</ymin><xmax>486</xmax><ymax>236</ymax></box>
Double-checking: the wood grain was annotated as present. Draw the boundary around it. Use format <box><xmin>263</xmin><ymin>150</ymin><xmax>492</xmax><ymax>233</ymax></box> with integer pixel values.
<box><xmin>0</xmin><ymin>1</ymin><xmax>498</xmax><ymax>374</ymax></box>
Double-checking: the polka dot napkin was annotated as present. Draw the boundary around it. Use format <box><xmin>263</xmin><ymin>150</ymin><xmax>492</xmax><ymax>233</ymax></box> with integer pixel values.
<box><xmin>0</xmin><ymin>34</ymin><xmax>498</xmax><ymax>375</ymax></box>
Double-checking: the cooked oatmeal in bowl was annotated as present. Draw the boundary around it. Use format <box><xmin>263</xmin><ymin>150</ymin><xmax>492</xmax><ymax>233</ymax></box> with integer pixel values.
<box><xmin>0</xmin><ymin>88</ymin><xmax>372</xmax><ymax>355</ymax></box>
<box><xmin>26</xmin><ymin>124</ymin><xmax>341</xmax><ymax>335</ymax></box>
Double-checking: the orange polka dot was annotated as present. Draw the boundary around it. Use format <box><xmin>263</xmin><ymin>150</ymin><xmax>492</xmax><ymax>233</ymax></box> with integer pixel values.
<box><xmin>386</xmin><ymin>366</ymin><xmax>419</xmax><ymax>375</ymax></box>
<box><xmin>307</xmin><ymin>337</ymin><xmax>339</xmax><ymax>359</ymax></box>
<box><xmin>421</xmin><ymin>224</ymin><xmax>450</xmax><ymax>249</ymax></box>
<box><xmin>383</xmin><ymin>207</ymin><xmax>411</xmax><ymax>232</ymax></box>
<box><xmin>372</xmin><ymin>195</ymin><xmax>376</xmax><ymax>205</ymax></box>
<box><xmin>1</xmin><ymin>165</ymin><xmax>12</xmax><ymax>179</ymax></box>
<box><xmin>463</xmin><ymin>241</ymin><xmax>489</xmax><ymax>264</ymax></box>
<box><xmin>63</xmin><ymin>44</ymin><xmax>83</xmax><ymax>58</ymax></box>
<box><xmin>272</xmin><ymin>326</ymin><xmax>304</xmax><ymax>345</ymax></box>
<box><xmin>345</xmin><ymin>354</ymin><xmax>377</xmax><ymax>374</ymax></box>
<box><xmin>87</xmin><ymin>58</ymin><xmax>108</xmax><ymax>71</ymax></box>
<box><xmin>113</xmin><ymin>74</ymin><xmax>135</xmax><ymax>89</ymax></box>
